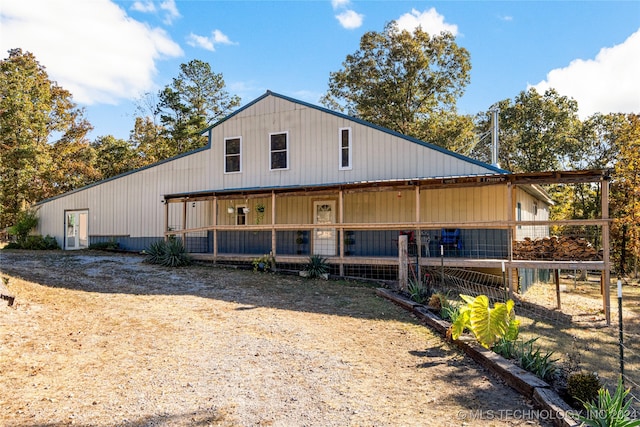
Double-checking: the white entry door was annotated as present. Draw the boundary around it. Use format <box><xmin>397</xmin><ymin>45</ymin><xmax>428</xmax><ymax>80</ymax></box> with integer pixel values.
<box><xmin>313</xmin><ymin>201</ymin><xmax>336</xmax><ymax>256</ymax></box>
<box><xmin>65</xmin><ymin>210</ymin><xmax>89</xmax><ymax>250</ymax></box>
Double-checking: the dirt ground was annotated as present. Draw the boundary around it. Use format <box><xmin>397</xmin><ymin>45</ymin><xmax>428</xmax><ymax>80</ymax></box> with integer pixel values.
<box><xmin>0</xmin><ymin>250</ymin><xmax>552</xmax><ymax>427</ymax></box>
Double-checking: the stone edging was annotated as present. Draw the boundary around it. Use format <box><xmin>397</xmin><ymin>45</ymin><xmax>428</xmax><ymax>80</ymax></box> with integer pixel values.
<box><xmin>376</xmin><ymin>288</ymin><xmax>580</xmax><ymax>427</ymax></box>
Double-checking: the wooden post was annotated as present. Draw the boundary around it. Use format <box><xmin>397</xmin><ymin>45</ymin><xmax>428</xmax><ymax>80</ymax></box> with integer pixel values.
<box><xmin>213</xmin><ymin>196</ymin><xmax>218</xmax><ymax>260</ymax></box>
<box><xmin>339</xmin><ymin>189</ymin><xmax>344</xmax><ymax>277</ymax></box>
<box><xmin>182</xmin><ymin>200</ymin><xmax>187</xmax><ymax>243</ymax></box>
<box><xmin>398</xmin><ymin>234</ymin><xmax>408</xmax><ymax>291</ymax></box>
<box><xmin>163</xmin><ymin>199</ymin><xmax>169</xmax><ymax>240</ymax></box>
<box><xmin>271</xmin><ymin>191</ymin><xmax>277</xmax><ymax>256</ymax></box>
<box><xmin>602</xmin><ymin>176</ymin><xmax>611</xmax><ymax>325</ymax></box>
<box><xmin>554</xmin><ymin>269</ymin><xmax>561</xmax><ymax>310</ymax></box>
<box><xmin>507</xmin><ymin>182</ymin><xmax>517</xmax><ymax>295</ymax></box>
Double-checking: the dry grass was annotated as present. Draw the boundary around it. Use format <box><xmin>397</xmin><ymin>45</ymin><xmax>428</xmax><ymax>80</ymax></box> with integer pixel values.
<box><xmin>516</xmin><ymin>274</ymin><xmax>640</xmax><ymax>410</ymax></box>
<box><xmin>0</xmin><ymin>250</ymin><xmax>551</xmax><ymax>427</ymax></box>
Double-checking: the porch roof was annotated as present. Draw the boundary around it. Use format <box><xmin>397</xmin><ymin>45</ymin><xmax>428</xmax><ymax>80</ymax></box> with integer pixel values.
<box><xmin>162</xmin><ymin>169</ymin><xmax>610</xmax><ymax>203</ymax></box>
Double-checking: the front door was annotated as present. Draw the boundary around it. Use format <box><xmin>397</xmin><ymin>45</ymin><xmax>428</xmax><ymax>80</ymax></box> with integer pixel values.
<box><xmin>313</xmin><ymin>201</ymin><xmax>336</xmax><ymax>256</ymax></box>
<box><xmin>65</xmin><ymin>210</ymin><xmax>89</xmax><ymax>250</ymax></box>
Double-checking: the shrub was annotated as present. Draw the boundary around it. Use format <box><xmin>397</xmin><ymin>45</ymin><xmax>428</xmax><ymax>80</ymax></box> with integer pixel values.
<box><xmin>450</xmin><ymin>294</ymin><xmax>520</xmax><ymax>349</ymax></box>
<box><xmin>143</xmin><ymin>237</ymin><xmax>192</xmax><ymax>267</ymax></box>
<box><xmin>428</xmin><ymin>292</ymin><xmax>448</xmax><ymax>311</ymax></box>
<box><xmin>4</xmin><ymin>234</ymin><xmax>59</xmax><ymax>250</ymax></box>
<box><xmin>89</xmin><ymin>240</ymin><xmax>119</xmax><ymax>251</ymax></box>
<box><xmin>568</xmin><ymin>372</ymin><xmax>602</xmax><ymax>406</ymax></box>
<box><xmin>578</xmin><ymin>376</ymin><xmax>640</xmax><ymax>427</ymax></box>
<box><xmin>252</xmin><ymin>252</ymin><xmax>276</xmax><ymax>272</ymax></box>
<box><xmin>303</xmin><ymin>254</ymin><xmax>328</xmax><ymax>278</ymax></box>
<box><xmin>7</xmin><ymin>209</ymin><xmax>39</xmax><ymax>245</ymax></box>
<box><xmin>493</xmin><ymin>337</ymin><xmax>518</xmax><ymax>359</ymax></box>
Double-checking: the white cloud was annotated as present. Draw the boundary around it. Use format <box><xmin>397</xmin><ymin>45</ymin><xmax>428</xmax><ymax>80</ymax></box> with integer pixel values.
<box><xmin>187</xmin><ymin>30</ymin><xmax>236</xmax><ymax>52</ymax></box>
<box><xmin>159</xmin><ymin>0</ymin><xmax>180</xmax><ymax>25</ymax></box>
<box><xmin>396</xmin><ymin>8</ymin><xmax>459</xmax><ymax>36</ymax></box>
<box><xmin>131</xmin><ymin>1</ymin><xmax>156</xmax><ymax>13</ymax></box>
<box><xmin>331</xmin><ymin>0</ymin><xmax>350</xmax><ymax>10</ymax></box>
<box><xmin>336</xmin><ymin>10</ymin><xmax>363</xmax><ymax>30</ymax></box>
<box><xmin>531</xmin><ymin>28</ymin><xmax>640</xmax><ymax>118</ymax></box>
<box><xmin>0</xmin><ymin>0</ymin><xmax>183</xmax><ymax>105</ymax></box>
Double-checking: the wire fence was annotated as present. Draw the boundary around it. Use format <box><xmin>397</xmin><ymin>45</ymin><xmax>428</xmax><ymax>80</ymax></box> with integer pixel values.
<box><xmin>422</xmin><ymin>266</ymin><xmax>640</xmax><ymax>413</ymax></box>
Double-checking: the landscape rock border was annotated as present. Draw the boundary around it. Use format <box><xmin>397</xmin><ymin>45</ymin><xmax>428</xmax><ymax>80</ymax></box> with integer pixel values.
<box><xmin>376</xmin><ymin>288</ymin><xmax>580</xmax><ymax>427</ymax></box>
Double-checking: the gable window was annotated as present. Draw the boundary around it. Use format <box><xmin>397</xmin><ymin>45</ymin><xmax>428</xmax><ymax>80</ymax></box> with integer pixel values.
<box><xmin>270</xmin><ymin>132</ymin><xmax>288</xmax><ymax>170</ymax></box>
<box><xmin>225</xmin><ymin>137</ymin><xmax>241</xmax><ymax>173</ymax></box>
<box><xmin>339</xmin><ymin>127</ymin><xmax>352</xmax><ymax>170</ymax></box>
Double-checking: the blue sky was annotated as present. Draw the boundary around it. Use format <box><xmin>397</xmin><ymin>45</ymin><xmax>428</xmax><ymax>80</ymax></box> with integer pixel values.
<box><xmin>2</xmin><ymin>0</ymin><xmax>639</xmax><ymax>141</ymax></box>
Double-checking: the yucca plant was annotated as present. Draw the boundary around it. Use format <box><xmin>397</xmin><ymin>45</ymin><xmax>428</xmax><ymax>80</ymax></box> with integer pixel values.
<box><xmin>144</xmin><ymin>240</ymin><xmax>167</xmax><ymax>264</ymax></box>
<box><xmin>161</xmin><ymin>237</ymin><xmax>192</xmax><ymax>267</ymax></box>
<box><xmin>578</xmin><ymin>376</ymin><xmax>640</xmax><ymax>427</ymax></box>
<box><xmin>450</xmin><ymin>294</ymin><xmax>520</xmax><ymax>349</ymax></box>
<box><xmin>304</xmin><ymin>254</ymin><xmax>328</xmax><ymax>278</ymax></box>
<box><xmin>144</xmin><ymin>238</ymin><xmax>192</xmax><ymax>267</ymax></box>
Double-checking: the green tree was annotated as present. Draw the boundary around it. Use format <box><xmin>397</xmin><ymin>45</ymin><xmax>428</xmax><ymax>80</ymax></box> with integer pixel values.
<box><xmin>321</xmin><ymin>21</ymin><xmax>473</xmax><ymax>150</ymax></box>
<box><xmin>474</xmin><ymin>88</ymin><xmax>581</xmax><ymax>173</ymax></box>
<box><xmin>0</xmin><ymin>48</ymin><xmax>95</xmax><ymax>228</ymax></box>
<box><xmin>610</xmin><ymin>114</ymin><xmax>640</xmax><ymax>276</ymax></box>
<box><xmin>155</xmin><ymin>59</ymin><xmax>240</xmax><ymax>156</ymax></box>
<box><xmin>129</xmin><ymin>116</ymin><xmax>172</xmax><ymax>167</ymax></box>
<box><xmin>92</xmin><ymin>135</ymin><xmax>139</xmax><ymax>179</ymax></box>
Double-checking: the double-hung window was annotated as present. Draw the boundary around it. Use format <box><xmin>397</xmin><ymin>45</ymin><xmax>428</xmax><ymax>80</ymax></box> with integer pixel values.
<box><xmin>270</xmin><ymin>132</ymin><xmax>288</xmax><ymax>170</ymax></box>
<box><xmin>225</xmin><ymin>137</ymin><xmax>241</xmax><ymax>173</ymax></box>
<box><xmin>339</xmin><ymin>127</ymin><xmax>352</xmax><ymax>170</ymax></box>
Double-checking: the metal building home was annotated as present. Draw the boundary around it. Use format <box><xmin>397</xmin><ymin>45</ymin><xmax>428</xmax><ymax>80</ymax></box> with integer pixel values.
<box><xmin>35</xmin><ymin>91</ymin><xmax>610</xmax><ymax>304</ymax></box>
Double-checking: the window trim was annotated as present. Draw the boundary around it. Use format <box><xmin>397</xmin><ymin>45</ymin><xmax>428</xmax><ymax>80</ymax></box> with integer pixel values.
<box><xmin>224</xmin><ymin>136</ymin><xmax>242</xmax><ymax>174</ymax></box>
<box><xmin>339</xmin><ymin>127</ymin><xmax>352</xmax><ymax>170</ymax></box>
<box><xmin>269</xmin><ymin>131</ymin><xmax>289</xmax><ymax>171</ymax></box>
<box><xmin>236</xmin><ymin>205</ymin><xmax>247</xmax><ymax>225</ymax></box>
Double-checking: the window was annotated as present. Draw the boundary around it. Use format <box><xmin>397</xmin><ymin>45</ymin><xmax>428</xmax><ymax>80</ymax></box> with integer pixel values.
<box><xmin>225</xmin><ymin>137</ymin><xmax>241</xmax><ymax>173</ymax></box>
<box><xmin>236</xmin><ymin>206</ymin><xmax>247</xmax><ymax>225</ymax></box>
<box><xmin>339</xmin><ymin>127</ymin><xmax>352</xmax><ymax>170</ymax></box>
<box><xmin>270</xmin><ymin>132</ymin><xmax>288</xmax><ymax>170</ymax></box>
<box><xmin>517</xmin><ymin>202</ymin><xmax>522</xmax><ymax>229</ymax></box>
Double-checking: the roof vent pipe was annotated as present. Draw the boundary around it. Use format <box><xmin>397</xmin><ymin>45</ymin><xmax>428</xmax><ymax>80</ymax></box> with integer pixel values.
<box><xmin>490</xmin><ymin>107</ymin><xmax>500</xmax><ymax>167</ymax></box>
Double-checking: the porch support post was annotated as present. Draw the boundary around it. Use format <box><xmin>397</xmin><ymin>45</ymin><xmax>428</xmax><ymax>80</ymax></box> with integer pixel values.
<box><xmin>271</xmin><ymin>191</ymin><xmax>277</xmax><ymax>256</ymax></box>
<box><xmin>507</xmin><ymin>182</ymin><xmax>515</xmax><ymax>297</ymax></box>
<box><xmin>213</xmin><ymin>196</ymin><xmax>218</xmax><ymax>260</ymax></box>
<box><xmin>182</xmin><ymin>200</ymin><xmax>187</xmax><ymax>243</ymax></box>
<box><xmin>163</xmin><ymin>198</ymin><xmax>169</xmax><ymax>241</ymax></box>
<box><xmin>602</xmin><ymin>176</ymin><xmax>611</xmax><ymax>324</ymax></box>
<box><xmin>398</xmin><ymin>234</ymin><xmax>408</xmax><ymax>291</ymax></box>
<box><xmin>339</xmin><ymin>189</ymin><xmax>344</xmax><ymax>277</ymax></box>
<box><xmin>415</xmin><ymin>185</ymin><xmax>422</xmax><ymax>277</ymax></box>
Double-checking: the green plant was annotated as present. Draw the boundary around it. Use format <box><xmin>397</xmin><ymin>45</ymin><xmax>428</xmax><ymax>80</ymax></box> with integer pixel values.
<box><xmin>441</xmin><ymin>302</ymin><xmax>461</xmax><ymax>323</ymax></box>
<box><xmin>253</xmin><ymin>252</ymin><xmax>276</xmax><ymax>272</ymax></box>
<box><xmin>144</xmin><ymin>238</ymin><xmax>192</xmax><ymax>267</ymax></box>
<box><xmin>89</xmin><ymin>240</ymin><xmax>119</xmax><ymax>251</ymax></box>
<box><xmin>407</xmin><ymin>280</ymin><xmax>431</xmax><ymax>304</ymax></box>
<box><xmin>161</xmin><ymin>237</ymin><xmax>193</xmax><ymax>267</ymax></box>
<box><xmin>303</xmin><ymin>254</ymin><xmax>328</xmax><ymax>278</ymax></box>
<box><xmin>493</xmin><ymin>337</ymin><xmax>518</xmax><ymax>359</ymax></box>
<box><xmin>568</xmin><ymin>372</ymin><xmax>602</xmax><ymax>406</ymax></box>
<box><xmin>255</xmin><ymin>203</ymin><xmax>265</xmax><ymax>224</ymax></box>
<box><xmin>578</xmin><ymin>376</ymin><xmax>640</xmax><ymax>427</ymax></box>
<box><xmin>450</xmin><ymin>294</ymin><xmax>520</xmax><ymax>348</ymax></box>
<box><xmin>515</xmin><ymin>338</ymin><xmax>558</xmax><ymax>381</ymax></box>
<box><xmin>7</xmin><ymin>209</ymin><xmax>39</xmax><ymax>245</ymax></box>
